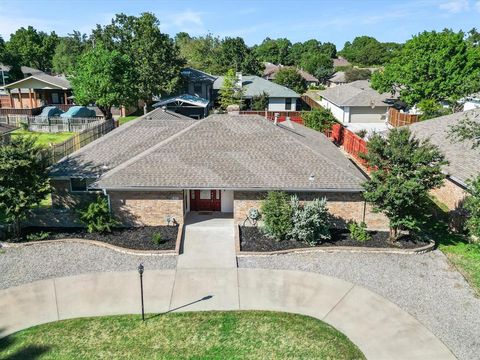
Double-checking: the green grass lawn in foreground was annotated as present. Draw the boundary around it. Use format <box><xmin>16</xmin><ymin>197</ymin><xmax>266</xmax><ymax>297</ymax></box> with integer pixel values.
<box><xmin>422</xmin><ymin>197</ymin><xmax>480</xmax><ymax>295</ymax></box>
<box><xmin>0</xmin><ymin>311</ymin><xmax>365</xmax><ymax>360</ymax></box>
<box><xmin>11</xmin><ymin>129</ymin><xmax>74</xmax><ymax>146</ymax></box>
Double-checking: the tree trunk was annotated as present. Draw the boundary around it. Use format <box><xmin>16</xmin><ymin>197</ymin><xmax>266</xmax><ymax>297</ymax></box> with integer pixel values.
<box><xmin>388</xmin><ymin>227</ymin><xmax>398</xmax><ymax>244</ymax></box>
<box><xmin>143</xmin><ymin>103</ymin><xmax>148</xmax><ymax>115</ymax></box>
<box><xmin>98</xmin><ymin>105</ymin><xmax>113</xmax><ymax>120</ymax></box>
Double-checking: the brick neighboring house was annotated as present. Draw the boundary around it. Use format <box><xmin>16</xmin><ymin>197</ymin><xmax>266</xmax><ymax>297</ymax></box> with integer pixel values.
<box><xmin>408</xmin><ymin>109</ymin><xmax>480</xmax><ymax>210</ymax></box>
<box><xmin>49</xmin><ymin>108</ymin><xmax>388</xmax><ymax>229</ymax></box>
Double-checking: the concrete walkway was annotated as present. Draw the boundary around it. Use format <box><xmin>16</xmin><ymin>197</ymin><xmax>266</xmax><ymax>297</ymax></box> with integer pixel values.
<box><xmin>0</xmin><ymin>268</ymin><xmax>455</xmax><ymax>360</ymax></box>
<box><xmin>176</xmin><ymin>212</ymin><xmax>236</xmax><ymax>269</ymax></box>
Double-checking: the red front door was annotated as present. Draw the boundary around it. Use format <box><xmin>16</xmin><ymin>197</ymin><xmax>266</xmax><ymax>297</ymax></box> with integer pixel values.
<box><xmin>190</xmin><ymin>190</ymin><xmax>221</xmax><ymax>211</ymax></box>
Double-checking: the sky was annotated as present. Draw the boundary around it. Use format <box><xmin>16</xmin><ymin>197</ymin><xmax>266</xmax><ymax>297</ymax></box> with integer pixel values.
<box><xmin>0</xmin><ymin>0</ymin><xmax>478</xmax><ymax>48</ymax></box>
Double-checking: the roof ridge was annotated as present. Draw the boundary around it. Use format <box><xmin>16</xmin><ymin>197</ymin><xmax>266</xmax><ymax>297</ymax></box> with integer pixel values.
<box><xmin>95</xmin><ymin>118</ymin><xmax>204</xmax><ymax>184</ymax></box>
<box><xmin>274</xmin><ymin>121</ymin><xmax>365</xmax><ymax>183</ymax></box>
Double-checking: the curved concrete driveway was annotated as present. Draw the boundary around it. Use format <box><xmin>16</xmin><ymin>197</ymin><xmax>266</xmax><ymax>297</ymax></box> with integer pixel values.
<box><xmin>0</xmin><ymin>268</ymin><xmax>454</xmax><ymax>360</ymax></box>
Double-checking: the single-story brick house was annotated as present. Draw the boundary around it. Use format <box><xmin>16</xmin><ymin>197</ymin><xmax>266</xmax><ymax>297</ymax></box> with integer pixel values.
<box><xmin>49</xmin><ymin>108</ymin><xmax>388</xmax><ymax>228</ymax></box>
<box><xmin>407</xmin><ymin>109</ymin><xmax>480</xmax><ymax>210</ymax></box>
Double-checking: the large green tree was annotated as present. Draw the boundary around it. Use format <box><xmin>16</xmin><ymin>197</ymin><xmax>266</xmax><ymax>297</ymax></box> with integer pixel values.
<box><xmin>5</xmin><ymin>26</ymin><xmax>59</xmax><ymax>71</ymax></box>
<box><xmin>218</xmin><ymin>69</ymin><xmax>243</xmax><ymax>109</ymax></box>
<box><xmin>344</xmin><ymin>68</ymin><xmax>371</xmax><ymax>83</ymax></box>
<box><xmin>52</xmin><ymin>31</ymin><xmax>88</xmax><ymax>75</ymax></box>
<box><xmin>361</xmin><ymin>128</ymin><xmax>447</xmax><ymax>242</ymax></box>
<box><xmin>254</xmin><ymin>38</ymin><xmax>292</xmax><ymax>65</ymax></box>
<box><xmin>92</xmin><ymin>13</ymin><xmax>184</xmax><ymax>106</ymax></box>
<box><xmin>274</xmin><ymin>67</ymin><xmax>307</xmax><ymax>94</ymax></box>
<box><xmin>71</xmin><ymin>45</ymin><xmax>135</xmax><ymax>119</ymax></box>
<box><xmin>340</xmin><ymin>36</ymin><xmax>398</xmax><ymax>66</ymax></box>
<box><xmin>0</xmin><ymin>137</ymin><xmax>50</xmax><ymax>236</ymax></box>
<box><xmin>371</xmin><ymin>30</ymin><xmax>480</xmax><ymax>106</ymax></box>
<box><xmin>218</xmin><ymin>37</ymin><xmax>263</xmax><ymax>75</ymax></box>
<box><xmin>175</xmin><ymin>33</ymin><xmax>223</xmax><ymax>74</ymax></box>
<box><xmin>299</xmin><ymin>52</ymin><xmax>333</xmax><ymax>76</ymax></box>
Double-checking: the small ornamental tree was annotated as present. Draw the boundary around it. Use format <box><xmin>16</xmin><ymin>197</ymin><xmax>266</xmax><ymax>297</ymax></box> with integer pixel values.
<box><xmin>219</xmin><ymin>68</ymin><xmax>243</xmax><ymax>110</ymax></box>
<box><xmin>274</xmin><ymin>67</ymin><xmax>307</xmax><ymax>94</ymax></box>
<box><xmin>251</xmin><ymin>91</ymin><xmax>269</xmax><ymax>111</ymax></box>
<box><xmin>0</xmin><ymin>137</ymin><xmax>50</xmax><ymax>236</ymax></box>
<box><xmin>361</xmin><ymin>128</ymin><xmax>447</xmax><ymax>242</ymax></box>
<box><xmin>464</xmin><ymin>176</ymin><xmax>480</xmax><ymax>242</ymax></box>
<box><xmin>79</xmin><ymin>196</ymin><xmax>119</xmax><ymax>233</ymax></box>
<box><xmin>71</xmin><ymin>45</ymin><xmax>135</xmax><ymax>119</ymax></box>
<box><xmin>261</xmin><ymin>191</ymin><xmax>292</xmax><ymax>240</ymax></box>
<box><xmin>302</xmin><ymin>108</ymin><xmax>337</xmax><ymax>132</ymax></box>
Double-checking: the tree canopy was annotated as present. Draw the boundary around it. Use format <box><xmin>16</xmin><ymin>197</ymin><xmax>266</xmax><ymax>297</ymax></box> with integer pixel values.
<box><xmin>340</xmin><ymin>36</ymin><xmax>400</xmax><ymax>66</ymax></box>
<box><xmin>71</xmin><ymin>45</ymin><xmax>135</xmax><ymax>119</ymax></box>
<box><xmin>274</xmin><ymin>67</ymin><xmax>307</xmax><ymax>94</ymax></box>
<box><xmin>371</xmin><ymin>30</ymin><xmax>480</xmax><ymax>106</ymax></box>
<box><xmin>92</xmin><ymin>13</ymin><xmax>184</xmax><ymax>104</ymax></box>
<box><xmin>344</xmin><ymin>68</ymin><xmax>371</xmax><ymax>82</ymax></box>
<box><xmin>254</xmin><ymin>38</ymin><xmax>292</xmax><ymax>65</ymax></box>
<box><xmin>0</xmin><ymin>137</ymin><xmax>50</xmax><ymax>236</ymax></box>
<box><xmin>218</xmin><ymin>69</ymin><xmax>243</xmax><ymax>109</ymax></box>
<box><xmin>52</xmin><ymin>31</ymin><xmax>88</xmax><ymax>75</ymax></box>
<box><xmin>5</xmin><ymin>26</ymin><xmax>59</xmax><ymax>71</ymax></box>
<box><xmin>361</xmin><ymin>128</ymin><xmax>447</xmax><ymax>241</ymax></box>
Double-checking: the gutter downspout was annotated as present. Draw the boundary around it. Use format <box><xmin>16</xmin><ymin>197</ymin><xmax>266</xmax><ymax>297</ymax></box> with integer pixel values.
<box><xmin>103</xmin><ymin>189</ymin><xmax>112</xmax><ymax>213</ymax></box>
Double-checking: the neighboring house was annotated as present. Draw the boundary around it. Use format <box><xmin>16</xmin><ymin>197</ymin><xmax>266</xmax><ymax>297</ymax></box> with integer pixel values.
<box><xmin>213</xmin><ymin>75</ymin><xmax>300</xmax><ymax>111</ymax></box>
<box><xmin>49</xmin><ymin>108</ymin><xmax>388</xmax><ymax>229</ymax></box>
<box><xmin>408</xmin><ymin>109</ymin><xmax>480</xmax><ymax>210</ymax></box>
<box><xmin>152</xmin><ymin>67</ymin><xmax>217</xmax><ymax>118</ymax></box>
<box><xmin>2</xmin><ymin>73</ymin><xmax>72</xmax><ymax>109</ymax></box>
<box><xmin>326</xmin><ymin>71</ymin><xmax>347</xmax><ymax>87</ymax></box>
<box><xmin>333</xmin><ymin>57</ymin><xmax>351</xmax><ymax>68</ymax></box>
<box><xmin>263</xmin><ymin>63</ymin><xmax>319</xmax><ymax>86</ymax></box>
<box><xmin>317</xmin><ymin>80</ymin><xmax>395</xmax><ymax>128</ymax></box>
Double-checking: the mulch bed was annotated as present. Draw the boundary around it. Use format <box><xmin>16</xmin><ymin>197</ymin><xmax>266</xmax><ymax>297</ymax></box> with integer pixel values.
<box><xmin>12</xmin><ymin>226</ymin><xmax>179</xmax><ymax>251</ymax></box>
<box><xmin>240</xmin><ymin>226</ymin><xmax>430</xmax><ymax>252</ymax></box>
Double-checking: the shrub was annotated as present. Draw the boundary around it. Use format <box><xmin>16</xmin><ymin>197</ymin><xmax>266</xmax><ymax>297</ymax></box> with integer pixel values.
<box><xmin>79</xmin><ymin>196</ymin><xmax>119</xmax><ymax>233</ymax></box>
<box><xmin>288</xmin><ymin>196</ymin><xmax>331</xmax><ymax>246</ymax></box>
<box><xmin>348</xmin><ymin>221</ymin><xmax>371</xmax><ymax>242</ymax></box>
<box><xmin>152</xmin><ymin>232</ymin><xmax>163</xmax><ymax>245</ymax></box>
<box><xmin>26</xmin><ymin>231</ymin><xmax>50</xmax><ymax>242</ymax></box>
<box><xmin>464</xmin><ymin>176</ymin><xmax>480</xmax><ymax>243</ymax></box>
<box><xmin>355</xmin><ymin>129</ymin><xmax>367</xmax><ymax>139</ymax></box>
<box><xmin>261</xmin><ymin>191</ymin><xmax>292</xmax><ymax>241</ymax></box>
<box><xmin>19</xmin><ymin>122</ymin><xmax>29</xmax><ymax>131</ymax></box>
<box><xmin>302</xmin><ymin>108</ymin><xmax>337</xmax><ymax>132</ymax></box>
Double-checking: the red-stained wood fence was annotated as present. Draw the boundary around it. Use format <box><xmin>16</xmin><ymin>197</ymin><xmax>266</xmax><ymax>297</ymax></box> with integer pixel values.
<box><xmin>239</xmin><ymin>110</ymin><xmax>304</xmax><ymax>124</ymax></box>
<box><xmin>388</xmin><ymin>108</ymin><xmax>419</xmax><ymax>127</ymax></box>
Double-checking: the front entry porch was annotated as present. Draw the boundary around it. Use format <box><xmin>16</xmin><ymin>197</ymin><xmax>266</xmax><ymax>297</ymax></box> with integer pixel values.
<box><xmin>188</xmin><ymin>189</ymin><xmax>233</xmax><ymax>213</ymax></box>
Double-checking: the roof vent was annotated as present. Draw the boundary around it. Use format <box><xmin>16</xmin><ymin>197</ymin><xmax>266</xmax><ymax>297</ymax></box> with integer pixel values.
<box><xmin>309</xmin><ymin>173</ymin><xmax>315</xmax><ymax>182</ymax></box>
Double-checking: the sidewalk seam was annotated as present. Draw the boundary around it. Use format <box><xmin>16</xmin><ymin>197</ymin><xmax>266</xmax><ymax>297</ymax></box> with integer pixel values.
<box><xmin>321</xmin><ymin>284</ymin><xmax>355</xmax><ymax>321</ymax></box>
<box><xmin>52</xmin><ymin>278</ymin><xmax>60</xmax><ymax>321</ymax></box>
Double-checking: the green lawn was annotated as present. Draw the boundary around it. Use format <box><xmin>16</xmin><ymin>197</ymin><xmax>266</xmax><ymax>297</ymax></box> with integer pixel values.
<box><xmin>11</xmin><ymin>129</ymin><xmax>74</xmax><ymax>146</ymax></box>
<box><xmin>118</xmin><ymin>115</ymin><xmax>138</xmax><ymax>125</ymax></box>
<box><xmin>0</xmin><ymin>311</ymin><xmax>365</xmax><ymax>360</ymax></box>
<box><xmin>422</xmin><ymin>197</ymin><xmax>480</xmax><ymax>295</ymax></box>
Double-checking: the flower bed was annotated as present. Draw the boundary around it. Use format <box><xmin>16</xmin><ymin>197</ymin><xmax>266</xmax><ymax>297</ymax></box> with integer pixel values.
<box><xmin>239</xmin><ymin>226</ymin><xmax>430</xmax><ymax>252</ymax></box>
<box><xmin>14</xmin><ymin>226</ymin><xmax>178</xmax><ymax>251</ymax></box>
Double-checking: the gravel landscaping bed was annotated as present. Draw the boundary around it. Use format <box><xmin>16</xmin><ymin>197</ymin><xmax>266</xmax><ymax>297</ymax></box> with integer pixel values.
<box><xmin>240</xmin><ymin>226</ymin><xmax>429</xmax><ymax>252</ymax></box>
<box><xmin>238</xmin><ymin>251</ymin><xmax>480</xmax><ymax>360</ymax></box>
<box><xmin>0</xmin><ymin>242</ymin><xmax>177</xmax><ymax>290</ymax></box>
<box><xmin>15</xmin><ymin>226</ymin><xmax>179</xmax><ymax>251</ymax></box>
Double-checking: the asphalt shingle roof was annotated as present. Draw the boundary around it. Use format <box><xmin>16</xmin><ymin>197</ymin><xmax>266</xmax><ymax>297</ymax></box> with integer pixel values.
<box><xmin>50</xmin><ymin>109</ymin><xmax>198</xmax><ymax>178</ymax></box>
<box><xmin>408</xmin><ymin>109</ymin><xmax>480</xmax><ymax>185</ymax></box>
<box><xmin>319</xmin><ymin>80</ymin><xmax>394</xmax><ymax>107</ymax></box>
<box><xmin>92</xmin><ymin>114</ymin><xmax>365</xmax><ymax>191</ymax></box>
<box><xmin>213</xmin><ymin>75</ymin><xmax>300</xmax><ymax>98</ymax></box>
<box><xmin>5</xmin><ymin>73</ymin><xmax>71</xmax><ymax>90</ymax></box>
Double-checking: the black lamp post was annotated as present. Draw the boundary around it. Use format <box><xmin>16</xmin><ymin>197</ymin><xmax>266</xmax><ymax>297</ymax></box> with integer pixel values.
<box><xmin>138</xmin><ymin>263</ymin><xmax>145</xmax><ymax>321</ymax></box>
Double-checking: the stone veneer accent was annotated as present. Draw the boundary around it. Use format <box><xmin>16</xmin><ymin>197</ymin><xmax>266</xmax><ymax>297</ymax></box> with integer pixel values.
<box><xmin>108</xmin><ymin>191</ymin><xmax>184</xmax><ymax>226</ymax></box>
<box><xmin>430</xmin><ymin>178</ymin><xmax>468</xmax><ymax>211</ymax></box>
<box><xmin>234</xmin><ymin>191</ymin><xmax>389</xmax><ymax>230</ymax></box>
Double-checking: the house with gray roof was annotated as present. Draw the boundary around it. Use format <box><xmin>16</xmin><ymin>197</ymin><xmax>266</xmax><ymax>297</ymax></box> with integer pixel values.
<box><xmin>50</xmin><ymin>107</ymin><xmax>388</xmax><ymax>229</ymax></box>
<box><xmin>263</xmin><ymin>63</ymin><xmax>319</xmax><ymax>86</ymax></box>
<box><xmin>407</xmin><ymin>109</ymin><xmax>480</xmax><ymax>210</ymax></box>
<box><xmin>213</xmin><ymin>75</ymin><xmax>300</xmax><ymax>111</ymax></box>
<box><xmin>316</xmin><ymin>80</ymin><xmax>395</xmax><ymax>130</ymax></box>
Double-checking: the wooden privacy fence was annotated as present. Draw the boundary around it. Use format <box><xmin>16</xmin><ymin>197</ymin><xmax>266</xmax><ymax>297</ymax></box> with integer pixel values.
<box><xmin>343</xmin><ymin>128</ymin><xmax>368</xmax><ymax>166</ymax></box>
<box><xmin>239</xmin><ymin>110</ymin><xmax>304</xmax><ymax>124</ymax></box>
<box><xmin>388</xmin><ymin>108</ymin><xmax>419</xmax><ymax>127</ymax></box>
<box><xmin>49</xmin><ymin>119</ymin><xmax>116</xmax><ymax>164</ymax></box>
<box><xmin>301</xmin><ymin>94</ymin><xmax>323</xmax><ymax>109</ymax></box>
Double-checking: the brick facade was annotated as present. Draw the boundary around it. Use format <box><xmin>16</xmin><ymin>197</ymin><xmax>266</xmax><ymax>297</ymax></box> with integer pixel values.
<box><xmin>50</xmin><ymin>180</ymin><xmax>99</xmax><ymax>209</ymax></box>
<box><xmin>108</xmin><ymin>191</ymin><xmax>184</xmax><ymax>226</ymax></box>
<box><xmin>430</xmin><ymin>178</ymin><xmax>468</xmax><ymax>210</ymax></box>
<box><xmin>233</xmin><ymin>191</ymin><xmax>389</xmax><ymax>229</ymax></box>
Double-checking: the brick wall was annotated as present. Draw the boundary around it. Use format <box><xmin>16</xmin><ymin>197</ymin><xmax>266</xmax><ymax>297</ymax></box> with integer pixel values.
<box><xmin>234</xmin><ymin>191</ymin><xmax>389</xmax><ymax>229</ymax></box>
<box><xmin>50</xmin><ymin>180</ymin><xmax>98</xmax><ymax>209</ymax></box>
<box><xmin>430</xmin><ymin>178</ymin><xmax>468</xmax><ymax>211</ymax></box>
<box><xmin>109</xmin><ymin>191</ymin><xmax>184</xmax><ymax>226</ymax></box>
